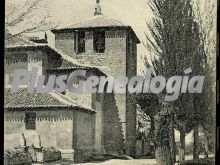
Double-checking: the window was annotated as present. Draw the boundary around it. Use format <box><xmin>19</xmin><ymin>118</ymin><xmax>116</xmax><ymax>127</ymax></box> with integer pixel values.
<box><xmin>94</xmin><ymin>31</ymin><xmax>105</xmax><ymax>53</ymax></box>
<box><xmin>25</xmin><ymin>113</ymin><xmax>36</xmax><ymax>130</ymax></box>
<box><xmin>74</xmin><ymin>31</ymin><xmax>85</xmax><ymax>54</ymax></box>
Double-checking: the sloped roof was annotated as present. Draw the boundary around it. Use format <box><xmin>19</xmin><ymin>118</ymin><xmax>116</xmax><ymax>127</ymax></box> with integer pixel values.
<box><xmin>4</xmin><ymin>33</ymin><xmax>106</xmax><ymax>75</ymax></box>
<box><xmin>65</xmin><ymin>15</ymin><xmax>126</xmax><ymax>29</ymax></box>
<box><xmin>4</xmin><ymin>33</ymin><xmax>91</xmax><ymax>69</ymax></box>
<box><xmin>51</xmin><ymin>15</ymin><xmax>140</xmax><ymax>43</ymax></box>
<box><xmin>5</xmin><ymin>33</ymin><xmax>38</xmax><ymax>48</ymax></box>
<box><xmin>4</xmin><ymin>88</ymin><xmax>95</xmax><ymax>113</ymax></box>
<box><xmin>47</xmin><ymin>48</ymin><xmax>107</xmax><ymax>75</ymax></box>
<box><xmin>50</xmin><ymin>59</ymin><xmax>92</xmax><ymax>70</ymax></box>
<box><xmin>48</xmin><ymin>58</ymin><xmax>107</xmax><ymax>76</ymax></box>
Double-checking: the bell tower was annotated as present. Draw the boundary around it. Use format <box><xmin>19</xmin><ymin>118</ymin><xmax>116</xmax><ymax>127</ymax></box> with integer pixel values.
<box><xmin>51</xmin><ymin>0</ymin><xmax>140</xmax><ymax>156</ymax></box>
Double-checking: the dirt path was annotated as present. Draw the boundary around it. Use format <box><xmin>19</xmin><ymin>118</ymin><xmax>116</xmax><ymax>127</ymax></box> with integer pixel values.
<box><xmin>34</xmin><ymin>154</ymin><xmax>214</xmax><ymax>165</ymax></box>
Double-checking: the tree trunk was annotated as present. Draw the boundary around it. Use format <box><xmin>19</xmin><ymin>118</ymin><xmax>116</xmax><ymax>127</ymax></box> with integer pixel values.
<box><xmin>193</xmin><ymin>126</ymin><xmax>200</xmax><ymax>159</ymax></box>
<box><xmin>142</xmin><ymin>138</ymin><xmax>144</xmax><ymax>156</ymax></box>
<box><xmin>170</xmin><ymin>118</ymin><xmax>176</xmax><ymax>164</ymax></box>
<box><xmin>155</xmin><ymin>145</ymin><xmax>173</xmax><ymax>165</ymax></box>
<box><xmin>204</xmin><ymin>131</ymin><xmax>209</xmax><ymax>158</ymax></box>
<box><xmin>179</xmin><ymin>130</ymin><xmax>185</xmax><ymax>162</ymax></box>
<box><xmin>154</xmin><ymin>113</ymin><xmax>173</xmax><ymax>165</ymax></box>
<box><xmin>150</xmin><ymin>115</ymin><xmax>155</xmax><ymax>144</ymax></box>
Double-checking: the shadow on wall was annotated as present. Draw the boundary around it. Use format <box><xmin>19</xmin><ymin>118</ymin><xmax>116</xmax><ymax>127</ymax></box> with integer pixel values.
<box><xmin>103</xmin><ymin>93</ymin><xmax>125</xmax><ymax>155</ymax></box>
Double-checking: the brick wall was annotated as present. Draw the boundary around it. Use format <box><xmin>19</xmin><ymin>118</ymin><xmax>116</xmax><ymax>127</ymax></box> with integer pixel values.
<box><xmin>73</xmin><ymin>111</ymin><xmax>95</xmax><ymax>162</ymax></box>
<box><xmin>125</xmin><ymin>33</ymin><xmax>138</xmax><ymax>156</ymax></box>
<box><xmin>4</xmin><ymin>50</ymin><xmax>56</xmax><ymax>87</ymax></box>
<box><xmin>4</xmin><ymin>110</ymin><xmax>74</xmax><ymax>149</ymax></box>
<box><xmin>53</xmin><ymin>29</ymin><xmax>138</xmax><ymax>156</ymax></box>
<box><xmin>4</xmin><ymin>109</ymin><xmax>95</xmax><ymax>162</ymax></box>
<box><xmin>102</xmin><ymin>93</ymin><xmax>125</xmax><ymax>154</ymax></box>
<box><xmin>55</xmin><ymin>32</ymin><xmax>75</xmax><ymax>55</ymax></box>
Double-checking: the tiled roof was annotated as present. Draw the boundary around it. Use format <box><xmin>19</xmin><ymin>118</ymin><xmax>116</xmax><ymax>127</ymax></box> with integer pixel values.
<box><xmin>52</xmin><ymin>15</ymin><xmax>140</xmax><ymax>43</ymax></box>
<box><xmin>4</xmin><ymin>88</ymin><xmax>95</xmax><ymax>113</ymax></box>
<box><xmin>4</xmin><ymin>33</ymin><xmax>105</xmax><ymax>74</ymax></box>
<box><xmin>57</xmin><ymin>15</ymin><xmax>126</xmax><ymax>30</ymax></box>
<box><xmin>51</xmin><ymin>59</ymin><xmax>89</xmax><ymax>70</ymax></box>
<box><xmin>49</xmin><ymin>58</ymin><xmax>96</xmax><ymax>70</ymax></box>
<box><xmin>5</xmin><ymin>33</ymin><xmax>39</xmax><ymax>48</ymax></box>
<box><xmin>48</xmin><ymin>58</ymin><xmax>107</xmax><ymax>76</ymax></box>
<box><xmin>47</xmin><ymin>49</ymin><xmax>107</xmax><ymax>74</ymax></box>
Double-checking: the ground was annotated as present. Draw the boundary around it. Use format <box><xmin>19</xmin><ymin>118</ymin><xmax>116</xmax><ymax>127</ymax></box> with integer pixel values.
<box><xmin>33</xmin><ymin>154</ymin><xmax>214</xmax><ymax>165</ymax></box>
<box><xmin>34</xmin><ymin>159</ymin><xmax>156</xmax><ymax>165</ymax></box>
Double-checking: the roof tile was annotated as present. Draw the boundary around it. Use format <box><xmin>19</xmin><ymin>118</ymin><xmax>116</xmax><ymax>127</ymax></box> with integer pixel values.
<box><xmin>4</xmin><ymin>88</ymin><xmax>95</xmax><ymax>113</ymax></box>
<box><xmin>57</xmin><ymin>15</ymin><xmax>126</xmax><ymax>30</ymax></box>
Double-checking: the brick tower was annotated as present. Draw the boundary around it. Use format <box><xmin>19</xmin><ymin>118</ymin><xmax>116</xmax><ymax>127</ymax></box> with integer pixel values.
<box><xmin>51</xmin><ymin>0</ymin><xmax>140</xmax><ymax>156</ymax></box>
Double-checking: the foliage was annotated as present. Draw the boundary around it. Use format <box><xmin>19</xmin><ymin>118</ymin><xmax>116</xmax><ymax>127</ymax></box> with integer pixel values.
<box><xmin>4</xmin><ymin>147</ymin><xmax>32</xmax><ymax>165</ymax></box>
<box><xmin>5</xmin><ymin>0</ymin><xmax>58</xmax><ymax>38</ymax></box>
<box><xmin>139</xmin><ymin>0</ymin><xmax>216</xmax><ymax>163</ymax></box>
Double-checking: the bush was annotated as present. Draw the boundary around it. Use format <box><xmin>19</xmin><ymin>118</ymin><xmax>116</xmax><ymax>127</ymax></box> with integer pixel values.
<box><xmin>178</xmin><ymin>159</ymin><xmax>213</xmax><ymax>165</ymax></box>
<box><xmin>4</xmin><ymin>146</ymin><xmax>61</xmax><ymax>164</ymax></box>
<box><xmin>4</xmin><ymin>147</ymin><xmax>32</xmax><ymax>165</ymax></box>
<box><xmin>42</xmin><ymin>147</ymin><xmax>61</xmax><ymax>162</ymax></box>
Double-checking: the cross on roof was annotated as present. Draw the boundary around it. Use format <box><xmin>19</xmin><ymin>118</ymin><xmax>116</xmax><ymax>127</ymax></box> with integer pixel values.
<box><xmin>94</xmin><ymin>0</ymin><xmax>102</xmax><ymax>16</ymax></box>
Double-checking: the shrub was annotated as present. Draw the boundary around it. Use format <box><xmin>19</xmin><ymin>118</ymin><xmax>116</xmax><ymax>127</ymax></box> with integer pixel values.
<box><xmin>178</xmin><ymin>159</ymin><xmax>213</xmax><ymax>165</ymax></box>
<box><xmin>42</xmin><ymin>147</ymin><xmax>61</xmax><ymax>162</ymax></box>
<box><xmin>4</xmin><ymin>147</ymin><xmax>32</xmax><ymax>165</ymax></box>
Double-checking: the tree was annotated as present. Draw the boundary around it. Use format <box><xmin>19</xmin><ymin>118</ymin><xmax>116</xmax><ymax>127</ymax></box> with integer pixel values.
<box><xmin>142</xmin><ymin>0</ymin><xmax>208</xmax><ymax>164</ymax></box>
<box><xmin>188</xmin><ymin>0</ymin><xmax>216</xmax><ymax>159</ymax></box>
<box><xmin>193</xmin><ymin>0</ymin><xmax>216</xmax><ymax>157</ymax></box>
<box><xmin>5</xmin><ymin>0</ymin><xmax>58</xmax><ymax>39</ymax></box>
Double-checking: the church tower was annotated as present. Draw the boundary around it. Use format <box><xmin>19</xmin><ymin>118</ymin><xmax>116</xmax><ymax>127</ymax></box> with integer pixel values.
<box><xmin>51</xmin><ymin>0</ymin><xmax>140</xmax><ymax>156</ymax></box>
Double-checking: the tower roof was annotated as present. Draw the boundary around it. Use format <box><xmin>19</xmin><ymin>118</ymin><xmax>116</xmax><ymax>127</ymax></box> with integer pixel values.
<box><xmin>52</xmin><ymin>15</ymin><xmax>140</xmax><ymax>43</ymax></box>
<box><xmin>51</xmin><ymin>0</ymin><xmax>140</xmax><ymax>43</ymax></box>
<box><xmin>52</xmin><ymin>0</ymin><xmax>126</xmax><ymax>31</ymax></box>
<box><xmin>61</xmin><ymin>15</ymin><xmax>126</xmax><ymax>29</ymax></box>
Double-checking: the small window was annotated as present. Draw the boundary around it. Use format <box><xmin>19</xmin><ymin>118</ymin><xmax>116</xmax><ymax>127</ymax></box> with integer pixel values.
<box><xmin>94</xmin><ymin>31</ymin><xmax>105</xmax><ymax>53</ymax></box>
<box><xmin>25</xmin><ymin>113</ymin><xmax>36</xmax><ymax>130</ymax></box>
<box><xmin>74</xmin><ymin>31</ymin><xmax>85</xmax><ymax>54</ymax></box>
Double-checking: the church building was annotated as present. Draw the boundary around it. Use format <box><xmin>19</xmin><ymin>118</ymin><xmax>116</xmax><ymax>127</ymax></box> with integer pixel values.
<box><xmin>4</xmin><ymin>1</ymin><xmax>140</xmax><ymax>162</ymax></box>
